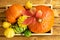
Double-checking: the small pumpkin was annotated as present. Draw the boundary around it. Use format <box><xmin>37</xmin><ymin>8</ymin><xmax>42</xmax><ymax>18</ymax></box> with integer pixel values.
<box><xmin>5</xmin><ymin>4</ymin><xmax>26</xmax><ymax>23</ymax></box>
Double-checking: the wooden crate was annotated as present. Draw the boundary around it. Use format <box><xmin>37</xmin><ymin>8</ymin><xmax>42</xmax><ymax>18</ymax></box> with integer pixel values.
<box><xmin>0</xmin><ymin>4</ymin><xmax>53</xmax><ymax>36</ymax></box>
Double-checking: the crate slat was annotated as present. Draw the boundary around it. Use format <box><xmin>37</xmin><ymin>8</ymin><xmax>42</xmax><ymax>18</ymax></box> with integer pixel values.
<box><xmin>53</xmin><ymin>26</ymin><xmax>60</xmax><ymax>35</ymax></box>
<box><xmin>0</xmin><ymin>27</ymin><xmax>5</xmax><ymax>36</ymax></box>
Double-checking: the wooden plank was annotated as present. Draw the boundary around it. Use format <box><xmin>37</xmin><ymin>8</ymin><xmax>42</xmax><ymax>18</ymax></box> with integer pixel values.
<box><xmin>51</xmin><ymin>0</ymin><xmax>60</xmax><ymax>5</ymax></box>
<box><xmin>0</xmin><ymin>35</ymin><xmax>60</xmax><ymax>40</ymax></box>
<box><xmin>0</xmin><ymin>12</ymin><xmax>5</xmax><ymax>18</ymax></box>
<box><xmin>0</xmin><ymin>27</ymin><xmax>5</xmax><ymax>36</ymax></box>
<box><xmin>0</xmin><ymin>17</ymin><xmax>6</xmax><ymax>21</ymax></box>
<box><xmin>0</xmin><ymin>0</ymin><xmax>46</xmax><ymax>7</ymax></box>
<box><xmin>53</xmin><ymin>9</ymin><xmax>60</xmax><ymax>17</ymax></box>
<box><xmin>54</xmin><ymin>17</ymin><xmax>60</xmax><ymax>24</ymax></box>
<box><xmin>0</xmin><ymin>0</ymin><xmax>53</xmax><ymax>7</ymax></box>
<box><xmin>53</xmin><ymin>5</ymin><xmax>60</xmax><ymax>9</ymax></box>
<box><xmin>38</xmin><ymin>36</ymin><xmax>60</xmax><ymax>40</ymax></box>
<box><xmin>0</xmin><ymin>0</ymin><xmax>60</xmax><ymax>8</ymax></box>
<box><xmin>54</xmin><ymin>23</ymin><xmax>60</xmax><ymax>26</ymax></box>
<box><xmin>45</xmin><ymin>0</ymin><xmax>51</xmax><ymax>4</ymax></box>
<box><xmin>53</xmin><ymin>26</ymin><xmax>60</xmax><ymax>35</ymax></box>
<box><xmin>0</xmin><ymin>22</ymin><xmax>3</xmax><ymax>27</ymax></box>
<box><xmin>0</xmin><ymin>9</ymin><xmax>5</xmax><ymax>12</ymax></box>
<box><xmin>0</xmin><ymin>37</ymin><xmax>38</xmax><ymax>40</ymax></box>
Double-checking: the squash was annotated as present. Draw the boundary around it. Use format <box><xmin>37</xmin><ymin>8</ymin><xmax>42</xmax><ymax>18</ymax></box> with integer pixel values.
<box><xmin>5</xmin><ymin>4</ymin><xmax>26</xmax><ymax>23</ymax></box>
<box><xmin>28</xmin><ymin>5</ymin><xmax>54</xmax><ymax>33</ymax></box>
<box><xmin>4</xmin><ymin>28</ymin><xmax>15</xmax><ymax>38</ymax></box>
<box><xmin>26</xmin><ymin>6</ymin><xmax>54</xmax><ymax>33</ymax></box>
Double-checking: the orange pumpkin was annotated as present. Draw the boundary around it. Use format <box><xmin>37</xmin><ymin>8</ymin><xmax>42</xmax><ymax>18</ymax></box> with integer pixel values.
<box><xmin>28</xmin><ymin>6</ymin><xmax>54</xmax><ymax>33</ymax></box>
<box><xmin>5</xmin><ymin>4</ymin><xmax>26</xmax><ymax>23</ymax></box>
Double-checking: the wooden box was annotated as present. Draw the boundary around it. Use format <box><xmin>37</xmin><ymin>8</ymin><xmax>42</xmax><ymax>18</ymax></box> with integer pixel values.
<box><xmin>1</xmin><ymin>4</ymin><xmax>53</xmax><ymax>36</ymax></box>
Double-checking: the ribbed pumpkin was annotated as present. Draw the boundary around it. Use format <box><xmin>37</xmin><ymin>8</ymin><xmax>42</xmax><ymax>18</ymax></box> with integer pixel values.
<box><xmin>5</xmin><ymin>4</ymin><xmax>26</xmax><ymax>23</ymax></box>
<box><xmin>27</xmin><ymin>6</ymin><xmax>54</xmax><ymax>33</ymax></box>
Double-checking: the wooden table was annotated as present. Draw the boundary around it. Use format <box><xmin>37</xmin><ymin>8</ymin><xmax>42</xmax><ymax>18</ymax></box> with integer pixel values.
<box><xmin>0</xmin><ymin>0</ymin><xmax>60</xmax><ymax>40</ymax></box>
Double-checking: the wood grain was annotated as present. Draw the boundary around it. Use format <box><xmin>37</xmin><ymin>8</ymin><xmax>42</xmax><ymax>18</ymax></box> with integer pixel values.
<box><xmin>0</xmin><ymin>0</ymin><xmax>60</xmax><ymax>40</ymax></box>
<box><xmin>53</xmin><ymin>9</ymin><xmax>60</xmax><ymax>17</ymax></box>
<box><xmin>0</xmin><ymin>36</ymin><xmax>60</xmax><ymax>40</ymax></box>
<box><xmin>0</xmin><ymin>27</ymin><xmax>5</xmax><ymax>36</ymax></box>
<box><xmin>0</xmin><ymin>0</ymin><xmax>52</xmax><ymax>7</ymax></box>
<box><xmin>53</xmin><ymin>27</ymin><xmax>60</xmax><ymax>35</ymax></box>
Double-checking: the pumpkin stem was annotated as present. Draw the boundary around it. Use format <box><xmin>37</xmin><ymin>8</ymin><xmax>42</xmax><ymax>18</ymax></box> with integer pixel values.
<box><xmin>38</xmin><ymin>19</ymin><xmax>42</xmax><ymax>23</ymax></box>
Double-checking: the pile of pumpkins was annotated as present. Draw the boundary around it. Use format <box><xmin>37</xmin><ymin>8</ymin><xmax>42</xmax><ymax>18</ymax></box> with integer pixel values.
<box><xmin>3</xmin><ymin>1</ymin><xmax>54</xmax><ymax>38</ymax></box>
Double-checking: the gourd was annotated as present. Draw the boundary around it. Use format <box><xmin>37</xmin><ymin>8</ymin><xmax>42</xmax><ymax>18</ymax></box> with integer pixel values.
<box><xmin>28</xmin><ymin>6</ymin><xmax>54</xmax><ymax>33</ymax></box>
<box><xmin>5</xmin><ymin>4</ymin><xmax>26</xmax><ymax>23</ymax></box>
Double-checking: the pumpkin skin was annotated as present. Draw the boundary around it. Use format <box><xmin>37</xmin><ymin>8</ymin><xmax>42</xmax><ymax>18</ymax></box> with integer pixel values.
<box><xmin>28</xmin><ymin>6</ymin><xmax>54</xmax><ymax>33</ymax></box>
<box><xmin>5</xmin><ymin>4</ymin><xmax>26</xmax><ymax>23</ymax></box>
